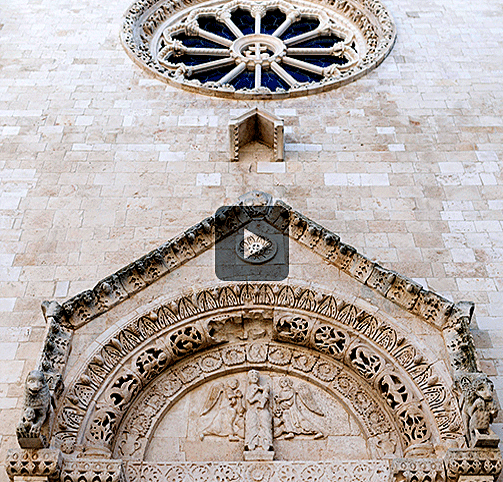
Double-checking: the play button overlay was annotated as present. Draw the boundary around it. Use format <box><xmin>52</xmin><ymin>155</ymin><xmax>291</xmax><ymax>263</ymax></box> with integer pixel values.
<box><xmin>215</xmin><ymin>207</ymin><xmax>289</xmax><ymax>281</ymax></box>
<box><xmin>238</xmin><ymin>228</ymin><xmax>278</xmax><ymax>264</ymax></box>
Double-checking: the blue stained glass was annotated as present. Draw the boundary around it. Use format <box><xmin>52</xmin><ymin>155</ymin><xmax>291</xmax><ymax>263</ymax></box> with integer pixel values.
<box><xmin>192</xmin><ymin>65</ymin><xmax>234</xmax><ymax>83</ymax></box>
<box><xmin>262</xmin><ymin>71</ymin><xmax>289</xmax><ymax>91</ymax></box>
<box><xmin>172</xmin><ymin>33</ymin><xmax>223</xmax><ymax>50</ymax></box>
<box><xmin>197</xmin><ymin>16</ymin><xmax>235</xmax><ymax>40</ymax></box>
<box><xmin>231</xmin><ymin>9</ymin><xmax>255</xmax><ymax>35</ymax></box>
<box><xmin>168</xmin><ymin>55</ymin><xmax>224</xmax><ymax>66</ymax></box>
<box><xmin>231</xmin><ymin>70</ymin><xmax>255</xmax><ymax>90</ymax></box>
<box><xmin>292</xmin><ymin>35</ymin><xmax>344</xmax><ymax>48</ymax></box>
<box><xmin>281</xmin><ymin>18</ymin><xmax>319</xmax><ymax>40</ymax></box>
<box><xmin>281</xmin><ymin>64</ymin><xmax>321</xmax><ymax>83</ymax></box>
<box><xmin>289</xmin><ymin>55</ymin><xmax>347</xmax><ymax>67</ymax></box>
<box><xmin>261</xmin><ymin>9</ymin><xmax>286</xmax><ymax>34</ymax></box>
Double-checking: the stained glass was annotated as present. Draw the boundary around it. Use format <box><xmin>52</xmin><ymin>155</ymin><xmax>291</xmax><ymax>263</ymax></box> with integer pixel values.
<box><xmin>155</xmin><ymin>1</ymin><xmax>362</xmax><ymax>93</ymax></box>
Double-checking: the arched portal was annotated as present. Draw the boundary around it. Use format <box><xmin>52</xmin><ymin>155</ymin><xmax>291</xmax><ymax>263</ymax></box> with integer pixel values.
<box><xmin>52</xmin><ymin>282</ymin><xmax>464</xmax><ymax>468</ymax></box>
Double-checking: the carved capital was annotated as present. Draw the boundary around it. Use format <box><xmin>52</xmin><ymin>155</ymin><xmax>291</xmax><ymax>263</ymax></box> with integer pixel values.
<box><xmin>62</xmin><ymin>459</ymin><xmax>124</xmax><ymax>482</ymax></box>
<box><xmin>392</xmin><ymin>458</ymin><xmax>445</xmax><ymax>482</ymax></box>
<box><xmin>6</xmin><ymin>449</ymin><xmax>62</xmax><ymax>481</ymax></box>
<box><xmin>444</xmin><ymin>449</ymin><xmax>503</xmax><ymax>482</ymax></box>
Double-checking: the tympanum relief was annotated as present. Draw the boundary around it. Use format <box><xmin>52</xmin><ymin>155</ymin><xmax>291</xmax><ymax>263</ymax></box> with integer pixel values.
<box><xmin>146</xmin><ymin>370</ymin><xmax>368</xmax><ymax>463</ymax></box>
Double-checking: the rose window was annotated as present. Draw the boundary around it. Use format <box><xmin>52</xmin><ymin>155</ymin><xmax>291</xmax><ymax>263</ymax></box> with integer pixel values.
<box><xmin>158</xmin><ymin>2</ymin><xmax>359</xmax><ymax>92</ymax></box>
<box><xmin>122</xmin><ymin>0</ymin><xmax>396</xmax><ymax>98</ymax></box>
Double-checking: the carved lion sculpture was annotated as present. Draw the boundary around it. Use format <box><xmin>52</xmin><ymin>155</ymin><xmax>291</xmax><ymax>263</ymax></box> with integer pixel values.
<box><xmin>463</xmin><ymin>374</ymin><xmax>499</xmax><ymax>447</ymax></box>
<box><xmin>17</xmin><ymin>370</ymin><xmax>51</xmax><ymax>440</ymax></box>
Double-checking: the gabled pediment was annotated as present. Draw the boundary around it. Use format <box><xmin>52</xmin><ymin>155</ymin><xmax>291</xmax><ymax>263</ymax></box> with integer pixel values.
<box><xmin>9</xmin><ymin>192</ymin><xmax>501</xmax><ymax>482</ymax></box>
<box><xmin>58</xmin><ymin>191</ymin><xmax>465</xmax><ymax>332</ymax></box>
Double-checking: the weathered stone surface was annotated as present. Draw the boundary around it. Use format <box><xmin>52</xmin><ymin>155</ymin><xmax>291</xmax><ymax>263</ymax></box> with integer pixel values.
<box><xmin>2</xmin><ymin>0</ymin><xmax>503</xmax><ymax>475</ymax></box>
<box><xmin>6</xmin><ymin>450</ymin><xmax>62</xmax><ymax>481</ymax></box>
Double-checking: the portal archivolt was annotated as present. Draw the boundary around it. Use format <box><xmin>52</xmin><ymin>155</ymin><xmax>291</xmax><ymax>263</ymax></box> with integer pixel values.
<box><xmin>52</xmin><ymin>283</ymin><xmax>464</xmax><ymax>460</ymax></box>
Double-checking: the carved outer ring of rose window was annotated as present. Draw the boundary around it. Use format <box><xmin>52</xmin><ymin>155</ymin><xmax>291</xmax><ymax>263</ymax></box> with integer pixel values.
<box><xmin>121</xmin><ymin>0</ymin><xmax>397</xmax><ymax>99</ymax></box>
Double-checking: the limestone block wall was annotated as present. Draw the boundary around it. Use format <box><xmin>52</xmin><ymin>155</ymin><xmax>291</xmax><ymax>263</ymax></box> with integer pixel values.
<box><xmin>0</xmin><ymin>0</ymin><xmax>502</xmax><ymax>479</ymax></box>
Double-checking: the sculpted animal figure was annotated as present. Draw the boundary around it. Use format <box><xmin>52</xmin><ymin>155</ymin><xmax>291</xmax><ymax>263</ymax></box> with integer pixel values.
<box><xmin>461</xmin><ymin>373</ymin><xmax>499</xmax><ymax>448</ymax></box>
<box><xmin>17</xmin><ymin>370</ymin><xmax>51</xmax><ymax>439</ymax></box>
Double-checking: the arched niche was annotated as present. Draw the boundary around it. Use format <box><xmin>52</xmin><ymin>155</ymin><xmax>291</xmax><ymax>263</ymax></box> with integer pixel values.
<box><xmin>52</xmin><ymin>282</ymin><xmax>465</xmax><ymax>465</ymax></box>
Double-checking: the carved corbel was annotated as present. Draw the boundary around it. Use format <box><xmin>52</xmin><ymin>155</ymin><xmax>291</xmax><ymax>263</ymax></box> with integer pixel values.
<box><xmin>62</xmin><ymin>458</ymin><xmax>124</xmax><ymax>482</ymax></box>
<box><xmin>444</xmin><ymin>449</ymin><xmax>503</xmax><ymax>482</ymax></box>
<box><xmin>6</xmin><ymin>449</ymin><xmax>62</xmax><ymax>482</ymax></box>
<box><xmin>228</xmin><ymin>108</ymin><xmax>284</xmax><ymax>162</ymax></box>
<box><xmin>455</xmin><ymin>372</ymin><xmax>499</xmax><ymax>448</ymax></box>
<box><xmin>392</xmin><ymin>458</ymin><xmax>445</xmax><ymax>482</ymax></box>
<box><xmin>17</xmin><ymin>302</ymin><xmax>72</xmax><ymax>449</ymax></box>
<box><xmin>443</xmin><ymin>302</ymin><xmax>478</xmax><ymax>374</ymax></box>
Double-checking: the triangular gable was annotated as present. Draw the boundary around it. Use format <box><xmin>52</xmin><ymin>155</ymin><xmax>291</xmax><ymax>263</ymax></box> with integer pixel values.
<box><xmin>57</xmin><ymin>191</ymin><xmax>467</xmax><ymax>331</ymax></box>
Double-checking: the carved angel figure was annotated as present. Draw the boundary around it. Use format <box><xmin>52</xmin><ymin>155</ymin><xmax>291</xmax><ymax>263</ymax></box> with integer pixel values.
<box><xmin>273</xmin><ymin>377</ymin><xmax>324</xmax><ymax>439</ymax></box>
<box><xmin>17</xmin><ymin>370</ymin><xmax>51</xmax><ymax>439</ymax></box>
<box><xmin>245</xmin><ymin>370</ymin><xmax>273</xmax><ymax>452</ymax></box>
<box><xmin>463</xmin><ymin>374</ymin><xmax>498</xmax><ymax>447</ymax></box>
<box><xmin>200</xmin><ymin>378</ymin><xmax>244</xmax><ymax>441</ymax></box>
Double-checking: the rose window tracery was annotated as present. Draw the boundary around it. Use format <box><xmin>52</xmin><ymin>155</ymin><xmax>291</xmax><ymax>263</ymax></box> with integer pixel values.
<box><xmin>158</xmin><ymin>1</ymin><xmax>359</xmax><ymax>93</ymax></box>
<box><xmin>122</xmin><ymin>0</ymin><xmax>396</xmax><ymax>98</ymax></box>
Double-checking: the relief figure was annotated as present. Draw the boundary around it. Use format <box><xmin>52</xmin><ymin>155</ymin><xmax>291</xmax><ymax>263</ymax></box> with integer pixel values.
<box><xmin>244</xmin><ymin>370</ymin><xmax>273</xmax><ymax>452</ymax></box>
<box><xmin>273</xmin><ymin>377</ymin><xmax>324</xmax><ymax>439</ymax></box>
<box><xmin>200</xmin><ymin>378</ymin><xmax>244</xmax><ymax>441</ymax></box>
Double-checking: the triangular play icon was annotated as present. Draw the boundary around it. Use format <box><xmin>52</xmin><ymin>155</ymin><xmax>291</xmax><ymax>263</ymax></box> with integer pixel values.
<box><xmin>243</xmin><ymin>228</ymin><xmax>273</xmax><ymax>260</ymax></box>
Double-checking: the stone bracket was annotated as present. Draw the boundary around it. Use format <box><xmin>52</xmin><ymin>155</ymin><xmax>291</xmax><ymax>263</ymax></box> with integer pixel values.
<box><xmin>6</xmin><ymin>449</ymin><xmax>62</xmax><ymax>482</ymax></box>
<box><xmin>229</xmin><ymin>108</ymin><xmax>284</xmax><ymax>162</ymax></box>
<box><xmin>444</xmin><ymin>449</ymin><xmax>503</xmax><ymax>482</ymax></box>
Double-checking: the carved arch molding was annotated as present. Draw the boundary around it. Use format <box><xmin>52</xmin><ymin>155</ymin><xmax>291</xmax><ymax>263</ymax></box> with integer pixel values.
<box><xmin>7</xmin><ymin>283</ymin><xmax>503</xmax><ymax>482</ymax></box>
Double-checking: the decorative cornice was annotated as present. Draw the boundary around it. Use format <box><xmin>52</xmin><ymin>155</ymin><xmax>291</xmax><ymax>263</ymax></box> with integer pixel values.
<box><xmin>6</xmin><ymin>449</ymin><xmax>62</xmax><ymax>481</ymax></box>
<box><xmin>52</xmin><ymin>194</ymin><xmax>463</xmax><ymax>332</ymax></box>
<box><xmin>444</xmin><ymin>449</ymin><xmax>503</xmax><ymax>482</ymax></box>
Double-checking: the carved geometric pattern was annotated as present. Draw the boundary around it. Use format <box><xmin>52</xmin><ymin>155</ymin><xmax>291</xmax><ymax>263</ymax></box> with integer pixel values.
<box><xmin>6</xmin><ymin>448</ymin><xmax>62</xmax><ymax>481</ymax></box>
<box><xmin>121</xmin><ymin>0</ymin><xmax>396</xmax><ymax>99</ymax></box>
<box><xmin>392</xmin><ymin>458</ymin><xmax>445</xmax><ymax>482</ymax></box>
<box><xmin>444</xmin><ymin>449</ymin><xmax>503</xmax><ymax>482</ymax></box>
<box><xmin>124</xmin><ymin>460</ymin><xmax>391</xmax><ymax>482</ymax></box>
<box><xmin>62</xmin><ymin>459</ymin><xmax>124</xmax><ymax>482</ymax></box>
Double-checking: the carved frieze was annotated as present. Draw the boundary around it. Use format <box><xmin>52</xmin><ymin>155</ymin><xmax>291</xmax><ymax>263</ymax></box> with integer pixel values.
<box><xmin>444</xmin><ymin>449</ymin><xmax>503</xmax><ymax>482</ymax></box>
<box><xmin>124</xmin><ymin>459</ymin><xmax>391</xmax><ymax>482</ymax></box>
<box><xmin>62</xmin><ymin>459</ymin><xmax>124</xmax><ymax>482</ymax></box>
<box><xmin>392</xmin><ymin>458</ymin><xmax>445</xmax><ymax>482</ymax></box>
<box><xmin>6</xmin><ymin>449</ymin><xmax>62</xmax><ymax>481</ymax></box>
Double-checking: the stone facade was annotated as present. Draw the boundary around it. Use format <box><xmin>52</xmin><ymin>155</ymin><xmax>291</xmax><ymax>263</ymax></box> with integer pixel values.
<box><xmin>1</xmin><ymin>0</ymin><xmax>503</xmax><ymax>480</ymax></box>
